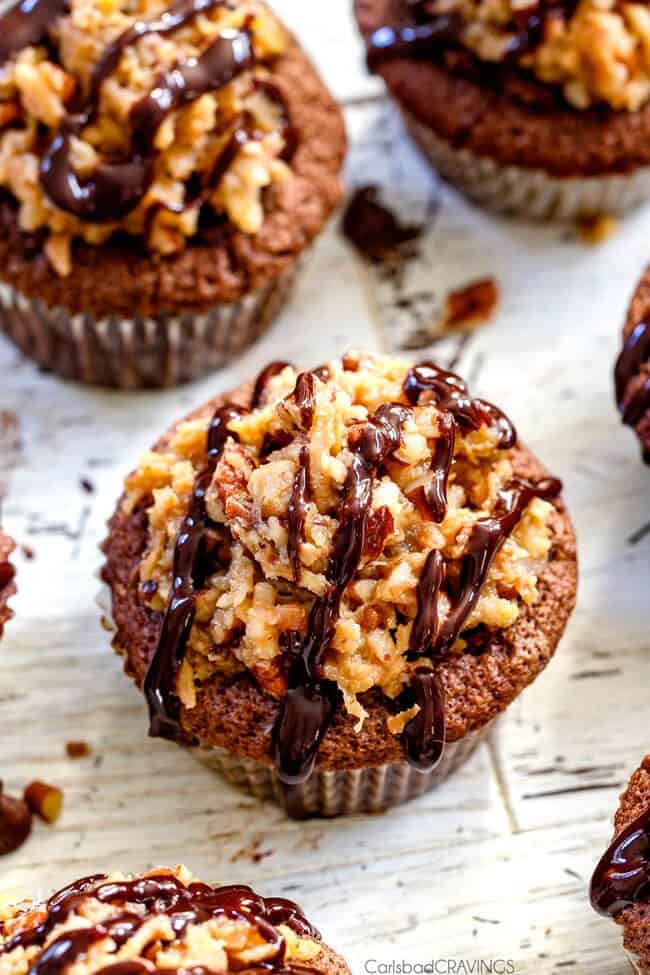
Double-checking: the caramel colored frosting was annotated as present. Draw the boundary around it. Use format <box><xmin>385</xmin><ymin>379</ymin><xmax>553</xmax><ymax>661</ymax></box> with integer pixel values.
<box><xmin>379</xmin><ymin>0</ymin><xmax>650</xmax><ymax>112</ymax></box>
<box><xmin>0</xmin><ymin>866</ymin><xmax>322</xmax><ymax>975</ymax></box>
<box><xmin>0</xmin><ymin>0</ymin><xmax>290</xmax><ymax>275</ymax></box>
<box><xmin>123</xmin><ymin>352</ymin><xmax>555</xmax><ymax>742</ymax></box>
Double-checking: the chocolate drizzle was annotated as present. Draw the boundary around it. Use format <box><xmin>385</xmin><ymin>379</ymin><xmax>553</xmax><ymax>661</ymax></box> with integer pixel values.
<box><xmin>144</xmin><ymin>404</ymin><xmax>244</xmax><ymax>740</ymax></box>
<box><xmin>252</xmin><ymin>360</ymin><xmax>290</xmax><ymax>408</ymax></box>
<box><xmin>0</xmin><ymin>0</ymin><xmax>67</xmax><ymax>67</ymax></box>
<box><xmin>0</xmin><ymin>0</ymin><xmax>279</xmax><ymax>223</ymax></box>
<box><xmin>39</xmin><ymin>0</ymin><xmax>254</xmax><ymax>223</ymax></box>
<box><xmin>143</xmin><ymin>357</ymin><xmax>562</xmax><ymax>784</ymax></box>
<box><xmin>0</xmin><ymin>872</ymin><xmax>319</xmax><ymax>975</ymax></box>
<box><xmin>403</xmin><ymin>361</ymin><xmax>516</xmax><ymax>449</ymax></box>
<box><xmin>591</xmin><ymin>809</ymin><xmax>650</xmax><ymax>916</ymax></box>
<box><xmin>365</xmin><ymin>0</ymin><xmax>580</xmax><ymax>69</ymax></box>
<box><xmin>615</xmin><ymin>321</ymin><xmax>650</xmax><ymax>452</ymax></box>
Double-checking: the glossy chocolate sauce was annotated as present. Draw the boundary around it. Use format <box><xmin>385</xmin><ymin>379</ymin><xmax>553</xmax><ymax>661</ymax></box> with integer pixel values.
<box><xmin>615</xmin><ymin>320</ymin><xmax>650</xmax><ymax>437</ymax></box>
<box><xmin>0</xmin><ymin>0</ymin><xmax>67</xmax><ymax>67</ymax></box>
<box><xmin>39</xmin><ymin>0</ymin><xmax>253</xmax><ymax>223</ymax></box>
<box><xmin>274</xmin><ymin>400</ymin><xmax>416</xmax><ymax>784</ymax></box>
<box><xmin>591</xmin><ymin>808</ymin><xmax>650</xmax><ymax>917</ymax></box>
<box><xmin>252</xmin><ymin>360</ymin><xmax>291</xmax><ymax>408</ymax></box>
<box><xmin>143</xmin><ymin>357</ymin><xmax>561</xmax><ymax>784</ymax></box>
<box><xmin>0</xmin><ymin>873</ymin><xmax>319</xmax><ymax>975</ymax></box>
<box><xmin>0</xmin><ymin>0</ymin><xmax>276</xmax><ymax>223</ymax></box>
<box><xmin>365</xmin><ymin>0</ymin><xmax>579</xmax><ymax>69</ymax></box>
<box><xmin>403</xmin><ymin>361</ymin><xmax>516</xmax><ymax>449</ymax></box>
<box><xmin>144</xmin><ymin>404</ymin><xmax>244</xmax><ymax>741</ymax></box>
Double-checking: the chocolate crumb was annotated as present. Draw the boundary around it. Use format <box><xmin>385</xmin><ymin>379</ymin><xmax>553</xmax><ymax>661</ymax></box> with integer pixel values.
<box><xmin>342</xmin><ymin>185</ymin><xmax>422</xmax><ymax>261</ymax></box>
<box><xmin>21</xmin><ymin>544</ymin><xmax>35</xmax><ymax>560</ymax></box>
<box><xmin>0</xmin><ymin>781</ymin><xmax>32</xmax><ymax>856</ymax></box>
<box><xmin>66</xmin><ymin>740</ymin><xmax>91</xmax><ymax>759</ymax></box>
<box><xmin>80</xmin><ymin>477</ymin><xmax>95</xmax><ymax>494</ymax></box>
<box><xmin>443</xmin><ymin>278</ymin><xmax>499</xmax><ymax>331</ymax></box>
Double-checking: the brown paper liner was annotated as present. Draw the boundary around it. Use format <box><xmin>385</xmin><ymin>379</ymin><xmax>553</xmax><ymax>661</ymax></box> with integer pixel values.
<box><xmin>0</xmin><ymin>265</ymin><xmax>298</xmax><ymax>388</ymax></box>
<box><xmin>194</xmin><ymin>720</ymin><xmax>495</xmax><ymax>819</ymax></box>
<box><xmin>402</xmin><ymin>108</ymin><xmax>650</xmax><ymax>220</ymax></box>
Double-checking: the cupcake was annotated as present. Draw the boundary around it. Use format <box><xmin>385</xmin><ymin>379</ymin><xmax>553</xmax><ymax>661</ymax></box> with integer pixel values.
<box><xmin>0</xmin><ymin>0</ymin><xmax>345</xmax><ymax>387</ymax></box>
<box><xmin>0</xmin><ymin>865</ymin><xmax>349</xmax><ymax>975</ymax></box>
<box><xmin>591</xmin><ymin>757</ymin><xmax>650</xmax><ymax>974</ymax></box>
<box><xmin>0</xmin><ymin>530</ymin><xmax>15</xmax><ymax>638</ymax></box>
<box><xmin>616</xmin><ymin>265</ymin><xmax>650</xmax><ymax>462</ymax></box>
<box><xmin>102</xmin><ymin>351</ymin><xmax>578</xmax><ymax>818</ymax></box>
<box><xmin>354</xmin><ymin>0</ymin><xmax>650</xmax><ymax>220</ymax></box>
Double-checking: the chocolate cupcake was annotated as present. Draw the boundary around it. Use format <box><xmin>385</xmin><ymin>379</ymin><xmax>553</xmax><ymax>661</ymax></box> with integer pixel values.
<box><xmin>354</xmin><ymin>0</ymin><xmax>650</xmax><ymax>219</ymax></box>
<box><xmin>102</xmin><ymin>351</ymin><xmax>577</xmax><ymax>818</ymax></box>
<box><xmin>616</xmin><ymin>265</ymin><xmax>650</xmax><ymax>462</ymax></box>
<box><xmin>0</xmin><ymin>530</ymin><xmax>16</xmax><ymax>638</ymax></box>
<box><xmin>591</xmin><ymin>757</ymin><xmax>650</xmax><ymax>974</ymax></box>
<box><xmin>0</xmin><ymin>866</ymin><xmax>349</xmax><ymax>975</ymax></box>
<box><xmin>0</xmin><ymin>0</ymin><xmax>345</xmax><ymax>387</ymax></box>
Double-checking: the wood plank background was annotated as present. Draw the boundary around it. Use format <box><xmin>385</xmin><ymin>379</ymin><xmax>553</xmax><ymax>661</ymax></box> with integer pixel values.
<box><xmin>1</xmin><ymin>3</ymin><xmax>648</xmax><ymax>972</ymax></box>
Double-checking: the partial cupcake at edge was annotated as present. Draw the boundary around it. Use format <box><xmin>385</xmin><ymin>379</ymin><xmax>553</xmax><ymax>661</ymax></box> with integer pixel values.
<box><xmin>0</xmin><ymin>0</ymin><xmax>345</xmax><ymax>388</ymax></box>
<box><xmin>354</xmin><ymin>0</ymin><xmax>650</xmax><ymax>220</ymax></box>
<box><xmin>616</xmin><ymin>265</ymin><xmax>650</xmax><ymax>462</ymax></box>
<box><xmin>591</xmin><ymin>756</ymin><xmax>650</xmax><ymax>975</ymax></box>
<box><xmin>0</xmin><ymin>865</ymin><xmax>350</xmax><ymax>975</ymax></box>
<box><xmin>0</xmin><ymin>519</ymin><xmax>15</xmax><ymax>639</ymax></box>
<box><xmin>102</xmin><ymin>350</ymin><xmax>578</xmax><ymax>818</ymax></box>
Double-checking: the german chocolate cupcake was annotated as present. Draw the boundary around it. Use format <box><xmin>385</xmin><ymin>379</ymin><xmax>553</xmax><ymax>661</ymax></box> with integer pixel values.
<box><xmin>0</xmin><ymin>866</ymin><xmax>349</xmax><ymax>975</ymax></box>
<box><xmin>591</xmin><ymin>757</ymin><xmax>650</xmax><ymax>974</ymax></box>
<box><xmin>0</xmin><ymin>0</ymin><xmax>345</xmax><ymax>387</ymax></box>
<box><xmin>616</xmin><ymin>265</ymin><xmax>650</xmax><ymax>462</ymax></box>
<box><xmin>102</xmin><ymin>351</ymin><xmax>577</xmax><ymax>818</ymax></box>
<box><xmin>354</xmin><ymin>0</ymin><xmax>650</xmax><ymax>219</ymax></box>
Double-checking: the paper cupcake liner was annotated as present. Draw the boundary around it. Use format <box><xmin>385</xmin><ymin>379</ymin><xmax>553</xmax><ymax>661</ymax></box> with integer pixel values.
<box><xmin>193</xmin><ymin>720</ymin><xmax>495</xmax><ymax>819</ymax></box>
<box><xmin>402</xmin><ymin>108</ymin><xmax>650</xmax><ymax>220</ymax></box>
<box><xmin>0</xmin><ymin>265</ymin><xmax>298</xmax><ymax>389</ymax></box>
<box><xmin>98</xmin><ymin>548</ymin><xmax>493</xmax><ymax>820</ymax></box>
<box><xmin>626</xmin><ymin>951</ymin><xmax>642</xmax><ymax>974</ymax></box>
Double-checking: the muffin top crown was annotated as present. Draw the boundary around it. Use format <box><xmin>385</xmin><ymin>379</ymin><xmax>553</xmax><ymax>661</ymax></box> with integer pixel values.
<box><xmin>362</xmin><ymin>0</ymin><xmax>650</xmax><ymax>112</ymax></box>
<box><xmin>0</xmin><ymin>866</ymin><xmax>322</xmax><ymax>975</ymax></box>
<box><xmin>0</xmin><ymin>0</ymin><xmax>291</xmax><ymax>274</ymax></box>
<box><xmin>122</xmin><ymin>351</ymin><xmax>562</xmax><ymax>783</ymax></box>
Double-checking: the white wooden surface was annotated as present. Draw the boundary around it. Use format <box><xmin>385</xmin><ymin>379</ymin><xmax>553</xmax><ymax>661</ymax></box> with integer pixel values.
<box><xmin>1</xmin><ymin>4</ymin><xmax>649</xmax><ymax>972</ymax></box>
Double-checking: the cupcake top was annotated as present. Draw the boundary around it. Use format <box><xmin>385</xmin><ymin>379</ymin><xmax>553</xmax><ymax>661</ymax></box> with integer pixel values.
<box><xmin>591</xmin><ymin>756</ymin><xmax>650</xmax><ymax>972</ymax></box>
<box><xmin>0</xmin><ymin>866</ymin><xmax>329</xmax><ymax>975</ymax></box>
<box><xmin>0</xmin><ymin>0</ymin><xmax>294</xmax><ymax>276</ymax></box>
<box><xmin>118</xmin><ymin>351</ymin><xmax>567</xmax><ymax>783</ymax></box>
<box><xmin>616</xmin><ymin>265</ymin><xmax>650</xmax><ymax>462</ymax></box>
<box><xmin>362</xmin><ymin>0</ymin><xmax>650</xmax><ymax>111</ymax></box>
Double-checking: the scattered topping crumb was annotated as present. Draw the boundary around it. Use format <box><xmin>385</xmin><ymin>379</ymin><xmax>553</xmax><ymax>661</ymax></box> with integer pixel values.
<box><xmin>65</xmin><ymin>740</ymin><xmax>92</xmax><ymax>759</ymax></box>
<box><xmin>443</xmin><ymin>277</ymin><xmax>499</xmax><ymax>331</ymax></box>
<box><xmin>577</xmin><ymin>213</ymin><xmax>618</xmax><ymax>245</ymax></box>
<box><xmin>23</xmin><ymin>780</ymin><xmax>64</xmax><ymax>823</ymax></box>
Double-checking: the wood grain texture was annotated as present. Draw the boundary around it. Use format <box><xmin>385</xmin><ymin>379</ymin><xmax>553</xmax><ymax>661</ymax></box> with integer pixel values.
<box><xmin>0</xmin><ymin>4</ymin><xmax>648</xmax><ymax>973</ymax></box>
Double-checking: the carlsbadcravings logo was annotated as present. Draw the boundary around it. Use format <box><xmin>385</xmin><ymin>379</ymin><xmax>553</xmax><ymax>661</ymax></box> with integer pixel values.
<box><xmin>364</xmin><ymin>961</ymin><xmax>516</xmax><ymax>974</ymax></box>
